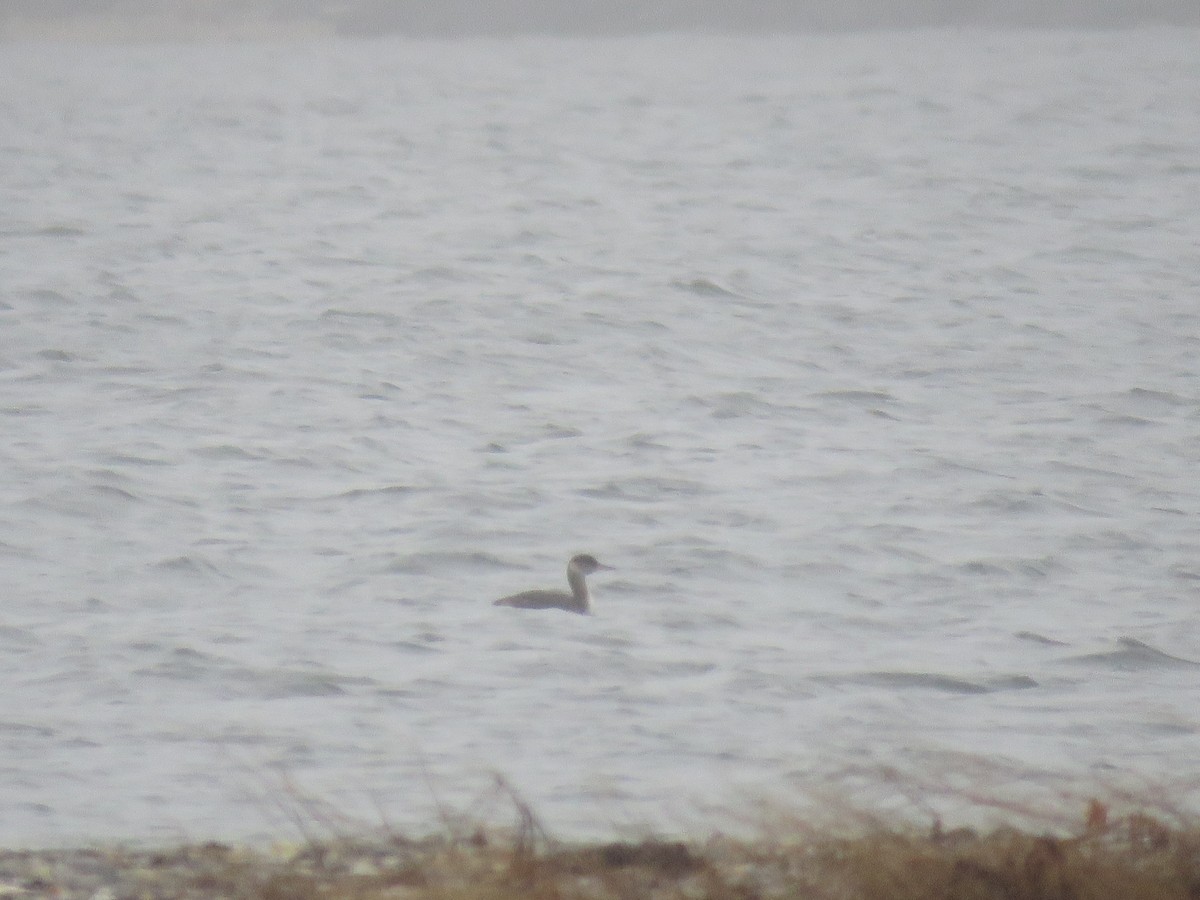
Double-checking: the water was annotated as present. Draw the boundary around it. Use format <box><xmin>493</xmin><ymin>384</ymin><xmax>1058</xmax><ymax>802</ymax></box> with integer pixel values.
<box><xmin>2</xmin><ymin>28</ymin><xmax>1199</xmax><ymax>846</ymax></box>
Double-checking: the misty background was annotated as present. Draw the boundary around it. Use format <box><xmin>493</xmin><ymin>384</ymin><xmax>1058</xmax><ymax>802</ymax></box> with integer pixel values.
<box><xmin>3</xmin><ymin>0</ymin><xmax>1198</xmax><ymax>40</ymax></box>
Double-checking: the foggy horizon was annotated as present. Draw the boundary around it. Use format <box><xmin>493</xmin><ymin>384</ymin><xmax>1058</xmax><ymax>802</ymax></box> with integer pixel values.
<box><xmin>3</xmin><ymin>0</ymin><xmax>1199</xmax><ymax>40</ymax></box>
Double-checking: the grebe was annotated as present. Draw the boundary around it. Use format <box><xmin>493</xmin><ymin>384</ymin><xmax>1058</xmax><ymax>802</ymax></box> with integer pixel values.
<box><xmin>493</xmin><ymin>554</ymin><xmax>614</xmax><ymax>615</ymax></box>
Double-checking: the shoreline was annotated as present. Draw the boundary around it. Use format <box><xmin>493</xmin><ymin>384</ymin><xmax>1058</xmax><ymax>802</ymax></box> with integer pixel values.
<box><xmin>3</xmin><ymin>801</ymin><xmax>1194</xmax><ymax>899</ymax></box>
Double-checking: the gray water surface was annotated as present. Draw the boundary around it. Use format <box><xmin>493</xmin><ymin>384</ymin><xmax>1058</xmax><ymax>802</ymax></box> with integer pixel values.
<box><xmin>2</xmin><ymin>29</ymin><xmax>1199</xmax><ymax>844</ymax></box>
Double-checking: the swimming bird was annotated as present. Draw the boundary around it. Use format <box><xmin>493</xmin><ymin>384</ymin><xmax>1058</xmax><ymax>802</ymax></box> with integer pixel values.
<box><xmin>493</xmin><ymin>554</ymin><xmax>614</xmax><ymax>615</ymax></box>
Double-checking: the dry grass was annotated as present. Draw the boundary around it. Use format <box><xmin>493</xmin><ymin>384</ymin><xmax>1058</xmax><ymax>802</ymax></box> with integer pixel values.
<box><xmin>5</xmin><ymin>778</ymin><xmax>1200</xmax><ymax>899</ymax></box>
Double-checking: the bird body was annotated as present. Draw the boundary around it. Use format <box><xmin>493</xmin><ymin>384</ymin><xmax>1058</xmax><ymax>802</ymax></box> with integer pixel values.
<box><xmin>494</xmin><ymin>554</ymin><xmax>613</xmax><ymax>615</ymax></box>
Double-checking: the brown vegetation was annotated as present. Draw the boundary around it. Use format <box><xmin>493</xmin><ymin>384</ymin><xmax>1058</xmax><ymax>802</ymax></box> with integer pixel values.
<box><xmin>3</xmin><ymin>785</ymin><xmax>1199</xmax><ymax>899</ymax></box>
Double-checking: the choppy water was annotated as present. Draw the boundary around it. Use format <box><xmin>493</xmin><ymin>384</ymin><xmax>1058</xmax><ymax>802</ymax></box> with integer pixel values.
<box><xmin>2</xmin><ymin>28</ymin><xmax>1199</xmax><ymax>846</ymax></box>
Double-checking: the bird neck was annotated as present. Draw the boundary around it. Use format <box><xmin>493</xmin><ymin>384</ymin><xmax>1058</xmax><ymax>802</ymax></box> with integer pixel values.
<box><xmin>567</xmin><ymin>566</ymin><xmax>590</xmax><ymax>606</ymax></box>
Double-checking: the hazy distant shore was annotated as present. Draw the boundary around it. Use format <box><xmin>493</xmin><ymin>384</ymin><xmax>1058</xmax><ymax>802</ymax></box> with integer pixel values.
<box><xmin>3</xmin><ymin>0</ymin><xmax>1199</xmax><ymax>42</ymax></box>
